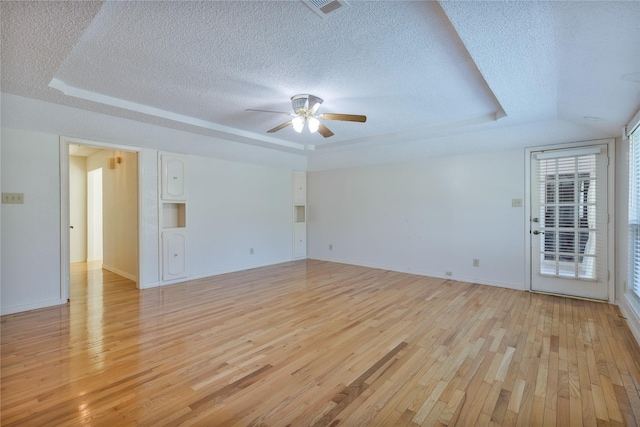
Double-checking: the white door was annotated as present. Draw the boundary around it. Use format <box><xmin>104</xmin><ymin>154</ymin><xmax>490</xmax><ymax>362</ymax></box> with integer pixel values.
<box><xmin>161</xmin><ymin>154</ymin><xmax>187</xmax><ymax>201</ymax></box>
<box><xmin>294</xmin><ymin>223</ymin><xmax>307</xmax><ymax>258</ymax></box>
<box><xmin>162</xmin><ymin>230</ymin><xmax>187</xmax><ymax>281</ymax></box>
<box><xmin>530</xmin><ymin>145</ymin><xmax>609</xmax><ymax>300</ymax></box>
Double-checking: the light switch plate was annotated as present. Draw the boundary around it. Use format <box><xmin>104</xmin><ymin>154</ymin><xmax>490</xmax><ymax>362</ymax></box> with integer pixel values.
<box><xmin>512</xmin><ymin>198</ymin><xmax>523</xmax><ymax>207</ymax></box>
<box><xmin>2</xmin><ymin>193</ymin><xmax>24</xmax><ymax>204</ymax></box>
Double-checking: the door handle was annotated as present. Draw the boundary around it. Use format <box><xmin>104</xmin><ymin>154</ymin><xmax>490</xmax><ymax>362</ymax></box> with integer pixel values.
<box><xmin>533</xmin><ymin>230</ymin><xmax>544</xmax><ymax>235</ymax></box>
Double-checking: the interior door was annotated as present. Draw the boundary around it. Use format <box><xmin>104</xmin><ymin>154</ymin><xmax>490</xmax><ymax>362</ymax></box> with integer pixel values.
<box><xmin>530</xmin><ymin>145</ymin><xmax>609</xmax><ymax>300</ymax></box>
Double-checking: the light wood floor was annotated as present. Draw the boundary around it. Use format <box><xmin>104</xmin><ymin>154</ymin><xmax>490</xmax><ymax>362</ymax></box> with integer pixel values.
<box><xmin>2</xmin><ymin>260</ymin><xmax>640</xmax><ymax>426</ymax></box>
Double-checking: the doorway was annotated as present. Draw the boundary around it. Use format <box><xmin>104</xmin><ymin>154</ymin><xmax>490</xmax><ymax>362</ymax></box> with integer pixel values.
<box><xmin>529</xmin><ymin>143</ymin><xmax>611</xmax><ymax>300</ymax></box>
<box><xmin>64</xmin><ymin>140</ymin><xmax>139</xmax><ymax>300</ymax></box>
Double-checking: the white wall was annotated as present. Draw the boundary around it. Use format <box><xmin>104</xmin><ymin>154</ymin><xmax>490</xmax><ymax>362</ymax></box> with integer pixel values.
<box><xmin>139</xmin><ymin>149</ymin><xmax>159</xmax><ymax>288</ymax></box>
<box><xmin>87</xmin><ymin>149</ymin><xmax>138</xmax><ymax>281</ymax></box>
<box><xmin>0</xmin><ymin>127</ymin><xmax>296</xmax><ymax>313</ymax></box>
<box><xmin>69</xmin><ymin>155</ymin><xmax>87</xmax><ymax>262</ymax></box>
<box><xmin>1</xmin><ymin>128</ymin><xmax>64</xmax><ymax>313</ymax></box>
<box><xmin>87</xmin><ymin>168</ymin><xmax>103</xmax><ymax>261</ymax></box>
<box><xmin>308</xmin><ymin>149</ymin><xmax>527</xmax><ymax>289</ymax></box>
<box><xmin>187</xmin><ymin>155</ymin><xmax>293</xmax><ymax>278</ymax></box>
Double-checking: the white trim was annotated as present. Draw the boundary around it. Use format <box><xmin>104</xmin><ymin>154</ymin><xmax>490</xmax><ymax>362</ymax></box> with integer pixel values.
<box><xmin>139</xmin><ymin>281</ymin><xmax>161</xmax><ymax>290</ymax></box>
<box><xmin>137</xmin><ymin>150</ymin><xmax>146</xmax><ymax>288</ymax></box>
<box><xmin>524</xmin><ymin>149</ymin><xmax>532</xmax><ymax>294</ymax></box>
<box><xmin>140</xmin><ymin>259</ymin><xmax>294</xmax><ymax>290</ymax></box>
<box><xmin>525</xmin><ymin>138</ymin><xmax>616</xmax><ymax>303</ymax></box>
<box><xmin>0</xmin><ymin>298</ymin><xmax>67</xmax><ymax>316</ymax></box>
<box><xmin>618</xmin><ymin>293</ymin><xmax>640</xmax><ymax>346</ymax></box>
<box><xmin>187</xmin><ymin>259</ymin><xmax>295</xmax><ymax>281</ymax></box>
<box><xmin>535</xmin><ymin>146</ymin><xmax>601</xmax><ymax>160</ymax></box>
<box><xmin>60</xmin><ymin>136</ymin><xmax>144</xmax><ymax>301</ymax></box>
<box><xmin>309</xmin><ymin>256</ymin><xmax>525</xmax><ymax>291</ymax></box>
<box><xmin>609</xmin><ymin>140</ymin><xmax>617</xmax><ymax>304</ymax></box>
<box><xmin>49</xmin><ymin>78</ymin><xmax>305</xmax><ymax>151</ymax></box>
<box><xmin>625</xmin><ymin>108</ymin><xmax>640</xmax><ymax>138</ymax></box>
<box><xmin>62</xmin><ymin>136</ymin><xmax>144</xmax><ymax>155</ymax></box>
<box><xmin>60</xmin><ymin>141</ymin><xmax>70</xmax><ymax>302</ymax></box>
<box><xmin>102</xmin><ymin>264</ymin><xmax>137</xmax><ymax>282</ymax></box>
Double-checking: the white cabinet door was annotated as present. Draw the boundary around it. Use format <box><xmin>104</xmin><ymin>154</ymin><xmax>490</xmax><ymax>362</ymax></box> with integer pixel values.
<box><xmin>294</xmin><ymin>223</ymin><xmax>306</xmax><ymax>258</ymax></box>
<box><xmin>162</xmin><ymin>230</ymin><xmax>187</xmax><ymax>281</ymax></box>
<box><xmin>293</xmin><ymin>171</ymin><xmax>306</xmax><ymax>204</ymax></box>
<box><xmin>161</xmin><ymin>154</ymin><xmax>187</xmax><ymax>201</ymax></box>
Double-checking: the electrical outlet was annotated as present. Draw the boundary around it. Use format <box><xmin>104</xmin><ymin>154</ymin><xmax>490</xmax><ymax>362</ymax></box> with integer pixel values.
<box><xmin>445</xmin><ymin>271</ymin><xmax>453</xmax><ymax>276</ymax></box>
<box><xmin>512</xmin><ymin>198</ymin><xmax>523</xmax><ymax>207</ymax></box>
<box><xmin>329</xmin><ymin>244</ymin><xmax>333</xmax><ymax>250</ymax></box>
<box><xmin>2</xmin><ymin>193</ymin><xmax>24</xmax><ymax>204</ymax></box>
<box><xmin>250</xmin><ymin>248</ymin><xmax>254</xmax><ymax>255</ymax></box>
<box><xmin>473</xmin><ymin>259</ymin><xmax>480</xmax><ymax>267</ymax></box>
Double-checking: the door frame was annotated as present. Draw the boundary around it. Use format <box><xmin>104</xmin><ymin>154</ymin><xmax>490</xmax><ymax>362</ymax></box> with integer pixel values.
<box><xmin>60</xmin><ymin>136</ymin><xmax>145</xmax><ymax>302</ymax></box>
<box><xmin>524</xmin><ymin>138</ymin><xmax>615</xmax><ymax>303</ymax></box>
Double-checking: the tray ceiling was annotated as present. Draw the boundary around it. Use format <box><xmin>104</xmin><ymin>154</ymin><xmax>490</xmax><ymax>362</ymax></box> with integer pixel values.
<box><xmin>2</xmin><ymin>1</ymin><xmax>638</xmax><ymax>169</ymax></box>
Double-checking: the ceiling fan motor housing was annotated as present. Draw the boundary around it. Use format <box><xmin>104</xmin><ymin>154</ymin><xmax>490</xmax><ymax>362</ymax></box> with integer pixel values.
<box><xmin>291</xmin><ymin>94</ymin><xmax>323</xmax><ymax>115</ymax></box>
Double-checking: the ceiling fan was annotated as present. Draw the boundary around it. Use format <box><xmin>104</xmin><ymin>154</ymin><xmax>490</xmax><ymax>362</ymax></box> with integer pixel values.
<box><xmin>246</xmin><ymin>94</ymin><xmax>366</xmax><ymax>138</ymax></box>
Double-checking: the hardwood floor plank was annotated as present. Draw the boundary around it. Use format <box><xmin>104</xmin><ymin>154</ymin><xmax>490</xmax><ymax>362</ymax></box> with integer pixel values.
<box><xmin>1</xmin><ymin>260</ymin><xmax>639</xmax><ymax>426</ymax></box>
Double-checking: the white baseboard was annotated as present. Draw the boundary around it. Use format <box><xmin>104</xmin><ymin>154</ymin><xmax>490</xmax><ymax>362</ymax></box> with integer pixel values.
<box><xmin>617</xmin><ymin>294</ymin><xmax>640</xmax><ymax>346</ymax></box>
<box><xmin>102</xmin><ymin>264</ymin><xmax>137</xmax><ymax>283</ymax></box>
<box><xmin>143</xmin><ymin>258</ymin><xmax>296</xmax><ymax>289</ymax></box>
<box><xmin>188</xmin><ymin>258</ymin><xmax>293</xmax><ymax>281</ymax></box>
<box><xmin>309</xmin><ymin>256</ymin><xmax>525</xmax><ymax>291</ymax></box>
<box><xmin>139</xmin><ymin>281</ymin><xmax>160</xmax><ymax>289</ymax></box>
<box><xmin>1</xmin><ymin>298</ymin><xmax>67</xmax><ymax>316</ymax></box>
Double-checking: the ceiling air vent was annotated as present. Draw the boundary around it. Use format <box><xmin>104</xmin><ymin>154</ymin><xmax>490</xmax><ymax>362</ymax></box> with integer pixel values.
<box><xmin>301</xmin><ymin>0</ymin><xmax>350</xmax><ymax>18</ymax></box>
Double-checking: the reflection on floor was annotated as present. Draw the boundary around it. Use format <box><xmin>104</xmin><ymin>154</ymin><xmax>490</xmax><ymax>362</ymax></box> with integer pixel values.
<box><xmin>3</xmin><ymin>261</ymin><xmax>640</xmax><ymax>425</ymax></box>
<box><xmin>70</xmin><ymin>261</ymin><xmax>136</xmax><ymax>300</ymax></box>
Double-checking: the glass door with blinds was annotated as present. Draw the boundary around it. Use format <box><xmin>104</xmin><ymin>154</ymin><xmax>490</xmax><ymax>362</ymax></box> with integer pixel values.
<box><xmin>530</xmin><ymin>145</ymin><xmax>609</xmax><ymax>300</ymax></box>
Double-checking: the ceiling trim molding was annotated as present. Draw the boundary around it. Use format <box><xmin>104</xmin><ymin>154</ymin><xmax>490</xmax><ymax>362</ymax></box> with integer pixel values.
<box><xmin>48</xmin><ymin>78</ymin><xmax>307</xmax><ymax>151</ymax></box>
<box><xmin>312</xmin><ymin>113</ymin><xmax>503</xmax><ymax>151</ymax></box>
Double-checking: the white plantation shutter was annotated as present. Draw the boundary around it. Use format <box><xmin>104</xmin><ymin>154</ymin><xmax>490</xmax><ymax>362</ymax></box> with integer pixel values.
<box><xmin>534</xmin><ymin>148</ymin><xmax>606</xmax><ymax>280</ymax></box>
<box><xmin>630</xmin><ymin>128</ymin><xmax>640</xmax><ymax>299</ymax></box>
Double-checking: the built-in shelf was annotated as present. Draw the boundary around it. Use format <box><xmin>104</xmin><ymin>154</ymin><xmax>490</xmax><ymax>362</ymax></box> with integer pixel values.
<box><xmin>295</xmin><ymin>205</ymin><xmax>306</xmax><ymax>223</ymax></box>
<box><xmin>163</xmin><ymin>202</ymin><xmax>186</xmax><ymax>228</ymax></box>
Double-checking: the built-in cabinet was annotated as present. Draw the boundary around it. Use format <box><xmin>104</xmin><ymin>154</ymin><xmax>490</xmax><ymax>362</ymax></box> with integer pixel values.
<box><xmin>162</xmin><ymin>230</ymin><xmax>187</xmax><ymax>281</ymax></box>
<box><xmin>159</xmin><ymin>153</ymin><xmax>188</xmax><ymax>282</ymax></box>
<box><xmin>293</xmin><ymin>171</ymin><xmax>307</xmax><ymax>259</ymax></box>
<box><xmin>293</xmin><ymin>171</ymin><xmax>306</xmax><ymax>205</ymax></box>
<box><xmin>161</xmin><ymin>155</ymin><xmax>186</xmax><ymax>200</ymax></box>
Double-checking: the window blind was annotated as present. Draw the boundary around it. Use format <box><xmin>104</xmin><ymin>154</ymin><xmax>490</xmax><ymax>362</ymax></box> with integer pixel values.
<box><xmin>535</xmin><ymin>151</ymin><xmax>605</xmax><ymax>280</ymax></box>
<box><xmin>630</xmin><ymin>129</ymin><xmax>640</xmax><ymax>299</ymax></box>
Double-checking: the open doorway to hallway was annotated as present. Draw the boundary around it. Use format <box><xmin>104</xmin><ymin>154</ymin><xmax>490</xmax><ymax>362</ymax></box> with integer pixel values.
<box><xmin>68</xmin><ymin>144</ymin><xmax>139</xmax><ymax>299</ymax></box>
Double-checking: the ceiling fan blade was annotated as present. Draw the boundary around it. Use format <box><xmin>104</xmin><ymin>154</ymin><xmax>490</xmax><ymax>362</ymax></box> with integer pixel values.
<box><xmin>246</xmin><ymin>109</ymin><xmax>294</xmax><ymax>117</ymax></box>
<box><xmin>317</xmin><ymin>122</ymin><xmax>334</xmax><ymax>138</ymax></box>
<box><xmin>267</xmin><ymin>121</ymin><xmax>292</xmax><ymax>133</ymax></box>
<box><xmin>319</xmin><ymin>113</ymin><xmax>367</xmax><ymax>123</ymax></box>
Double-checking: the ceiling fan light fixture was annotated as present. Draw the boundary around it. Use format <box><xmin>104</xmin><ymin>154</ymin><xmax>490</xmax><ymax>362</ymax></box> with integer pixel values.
<box><xmin>292</xmin><ymin>116</ymin><xmax>305</xmax><ymax>133</ymax></box>
<box><xmin>307</xmin><ymin>117</ymin><xmax>320</xmax><ymax>133</ymax></box>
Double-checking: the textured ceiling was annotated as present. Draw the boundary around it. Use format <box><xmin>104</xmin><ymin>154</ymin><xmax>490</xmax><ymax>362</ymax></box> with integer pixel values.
<box><xmin>1</xmin><ymin>1</ymin><xmax>639</xmax><ymax>170</ymax></box>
